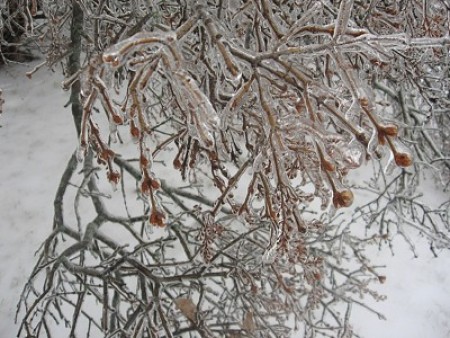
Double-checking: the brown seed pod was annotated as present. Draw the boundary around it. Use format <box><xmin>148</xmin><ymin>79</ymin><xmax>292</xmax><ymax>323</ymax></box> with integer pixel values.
<box><xmin>140</xmin><ymin>155</ymin><xmax>149</xmax><ymax>168</ymax></box>
<box><xmin>130</xmin><ymin>124</ymin><xmax>140</xmax><ymax>139</ymax></box>
<box><xmin>112</xmin><ymin>114</ymin><xmax>124</xmax><ymax>125</ymax></box>
<box><xmin>150</xmin><ymin>208</ymin><xmax>166</xmax><ymax>227</ymax></box>
<box><xmin>333</xmin><ymin>189</ymin><xmax>354</xmax><ymax>208</ymax></box>
<box><xmin>382</xmin><ymin>123</ymin><xmax>398</xmax><ymax>137</ymax></box>
<box><xmin>322</xmin><ymin>159</ymin><xmax>335</xmax><ymax>172</ymax></box>
<box><xmin>107</xmin><ymin>170</ymin><xmax>121</xmax><ymax>185</ymax></box>
<box><xmin>141</xmin><ymin>179</ymin><xmax>151</xmax><ymax>195</ymax></box>
<box><xmin>150</xmin><ymin>178</ymin><xmax>161</xmax><ymax>190</ymax></box>
<box><xmin>173</xmin><ymin>158</ymin><xmax>182</xmax><ymax>169</ymax></box>
<box><xmin>394</xmin><ymin>151</ymin><xmax>413</xmax><ymax>167</ymax></box>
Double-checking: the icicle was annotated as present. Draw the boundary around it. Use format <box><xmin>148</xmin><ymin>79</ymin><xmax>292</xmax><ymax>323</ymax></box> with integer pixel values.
<box><xmin>194</xmin><ymin>121</ymin><xmax>215</xmax><ymax>150</ymax></box>
<box><xmin>342</xmin><ymin>146</ymin><xmax>363</xmax><ymax>169</ymax></box>
<box><xmin>174</xmin><ymin>70</ymin><xmax>220</xmax><ymax>131</ymax></box>
<box><xmin>330</xmin><ymin>51</ymin><xmax>360</xmax><ymax>98</ymax></box>
<box><xmin>76</xmin><ymin>145</ymin><xmax>87</xmax><ymax>162</ymax></box>
<box><xmin>367</xmin><ymin>126</ymin><xmax>379</xmax><ymax>157</ymax></box>
<box><xmin>263</xmin><ymin>245</ymin><xmax>278</xmax><ymax>264</ymax></box>
<box><xmin>220</xmin><ymin>76</ymin><xmax>254</xmax><ymax>130</ymax></box>
<box><xmin>223</xmin><ymin>67</ymin><xmax>242</xmax><ymax>87</ymax></box>
<box><xmin>140</xmin><ymin>144</ymin><xmax>154</xmax><ymax>171</ymax></box>
<box><xmin>344</xmin><ymin>98</ymin><xmax>360</xmax><ymax>121</ymax></box>
<box><xmin>109</xmin><ymin>121</ymin><xmax>118</xmax><ymax>143</ymax></box>
<box><xmin>384</xmin><ymin>151</ymin><xmax>396</xmax><ymax>175</ymax></box>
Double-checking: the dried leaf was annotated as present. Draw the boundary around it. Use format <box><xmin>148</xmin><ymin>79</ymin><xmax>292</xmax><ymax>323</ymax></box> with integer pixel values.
<box><xmin>175</xmin><ymin>298</ymin><xmax>197</xmax><ymax>322</ymax></box>
<box><xmin>242</xmin><ymin>311</ymin><xmax>256</xmax><ymax>332</ymax></box>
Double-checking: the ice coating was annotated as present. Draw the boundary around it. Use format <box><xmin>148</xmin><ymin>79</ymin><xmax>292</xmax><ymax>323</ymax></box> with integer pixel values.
<box><xmin>333</xmin><ymin>0</ymin><xmax>354</xmax><ymax>40</ymax></box>
<box><xmin>103</xmin><ymin>31</ymin><xmax>177</xmax><ymax>68</ymax></box>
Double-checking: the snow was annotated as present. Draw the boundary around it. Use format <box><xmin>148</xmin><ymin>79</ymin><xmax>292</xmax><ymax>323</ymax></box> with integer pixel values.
<box><xmin>1</xmin><ymin>59</ymin><xmax>450</xmax><ymax>338</ymax></box>
<box><xmin>351</xmin><ymin>241</ymin><xmax>450</xmax><ymax>338</ymax></box>
<box><xmin>0</xmin><ymin>61</ymin><xmax>76</xmax><ymax>336</ymax></box>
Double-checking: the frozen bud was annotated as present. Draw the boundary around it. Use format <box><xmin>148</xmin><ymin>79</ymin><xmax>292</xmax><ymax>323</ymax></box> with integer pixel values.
<box><xmin>112</xmin><ymin>114</ymin><xmax>124</xmax><ymax>125</ymax></box>
<box><xmin>151</xmin><ymin>178</ymin><xmax>161</xmax><ymax>190</ymax></box>
<box><xmin>140</xmin><ymin>155</ymin><xmax>150</xmax><ymax>168</ymax></box>
<box><xmin>150</xmin><ymin>208</ymin><xmax>166</xmax><ymax>227</ymax></box>
<box><xmin>107</xmin><ymin>170</ymin><xmax>121</xmax><ymax>190</ymax></box>
<box><xmin>381</xmin><ymin>123</ymin><xmax>398</xmax><ymax>137</ymax></box>
<box><xmin>141</xmin><ymin>178</ymin><xmax>151</xmax><ymax>195</ymax></box>
<box><xmin>322</xmin><ymin>159</ymin><xmax>335</xmax><ymax>172</ymax></box>
<box><xmin>98</xmin><ymin>150</ymin><xmax>113</xmax><ymax>165</ymax></box>
<box><xmin>173</xmin><ymin>158</ymin><xmax>182</xmax><ymax>169</ymax></box>
<box><xmin>332</xmin><ymin>189</ymin><xmax>354</xmax><ymax>208</ymax></box>
<box><xmin>378</xmin><ymin>275</ymin><xmax>387</xmax><ymax>284</ymax></box>
<box><xmin>394</xmin><ymin>151</ymin><xmax>413</xmax><ymax>167</ymax></box>
<box><xmin>130</xmin><ymin>126</ymin><xmax>140</xmax><ymax>142</ymax></box>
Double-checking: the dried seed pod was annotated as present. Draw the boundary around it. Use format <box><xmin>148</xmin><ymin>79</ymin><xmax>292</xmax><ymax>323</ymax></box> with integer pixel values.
<box><xmin>150</xmin><ymin>178</ymin><xmax>161</xmax><ymax>190</ymax></box>
<box><xmin>243</xmin><ymin>311</ymin><xmax>256</xmax><ymax>332</ymax></box>
<box><xmin>107</xmin><ymin>170</ymin><xmax>121</xmax><ymax>190</ymax></box>
<box><xmin>112</xmin><ymin>113</ymin><xmax>124</xmax><ymax>125</ymax></box>
<box><xmin>150</xmin><ymin>208</ymin><xmax>166</xmax><ymax>227</ymax></box>
<box><xmin>140</xmin><ymin>177</ymin><xmax>151</xmax><ymax>195</ymax></box>
<box><xmin>322</xmin><ymin>159</ymin><xmax>335</xmax><ymax>172</ymax></box>
<box><xmin>130</xmin><ymin>122</ymin><xmax>140</xmax><ymax>142</ymax></box>
<box><xmin>173</xmin><ymin>158</ymin><xmax>182</xmax><ymax>169</ymax></box>
<box><xmin>140</xmin><ymin>155</ymin><xmax>150</xmax><ymax>168</ymax></box>
<box><xmin>394</xmin><ymin>151</ymin><xmax>413</xmax><ymax>167</ymax></box>
<box><xmin>381</xmin><ymin>123</ymin><xmax>398</xmax><ymax>137</ymax></box>
<box><xmin>332</xmin><ymin>189</ymin><xmax>354</xmax><ymax>208</ymax></box>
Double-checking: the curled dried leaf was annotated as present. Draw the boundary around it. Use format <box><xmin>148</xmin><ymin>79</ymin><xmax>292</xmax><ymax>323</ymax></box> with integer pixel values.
<box><xmin>107</xmin><ymin>170</ymin><xmax>120</xmax><ymax>185</ymax></box>
<box><xmin>243</xmin><ymin>311</ymin><xmax>256</xmax><ymax>332</ymax></box>
<box><xmin>333</xmin><ymin>189</ymin><xmax>354</xmax><ymax>208</ymax></box>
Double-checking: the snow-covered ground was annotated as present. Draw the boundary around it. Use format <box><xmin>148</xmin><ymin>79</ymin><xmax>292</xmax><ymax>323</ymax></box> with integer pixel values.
<box><xmin>1</xmin><ymin>59</ymin><xmax>450</xmax><ymax>338</ymax></box>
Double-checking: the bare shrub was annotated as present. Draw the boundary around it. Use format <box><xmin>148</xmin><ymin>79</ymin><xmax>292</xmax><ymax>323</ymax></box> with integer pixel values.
<box><xmin>12</xmin><ymin>1</ymin><xmax>450</xmax><ymax>337</ymax></box>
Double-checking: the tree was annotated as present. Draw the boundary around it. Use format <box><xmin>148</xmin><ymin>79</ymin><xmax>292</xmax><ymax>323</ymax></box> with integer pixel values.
<box><xmin>6</xmin><ymin>1</ymin><xmax>449</xmax><ymax>337</ymax></box>
<box><xmin>0</xmin><ymin>0</ymin><xmax>37</xmax><ymax>63</ymax></box>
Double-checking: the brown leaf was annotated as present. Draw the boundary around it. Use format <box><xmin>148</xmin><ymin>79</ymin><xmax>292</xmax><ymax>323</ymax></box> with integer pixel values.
<box><xmin>174</xmin><ymin>298</ymin><xmax>197</xmax><ymax>322</ymax></box>
<box><xmin>243</xmin><ymin>311</ymin><xmax>256</xmax><ymax>332</ymax></box>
